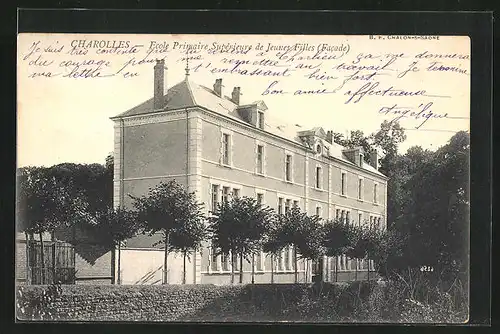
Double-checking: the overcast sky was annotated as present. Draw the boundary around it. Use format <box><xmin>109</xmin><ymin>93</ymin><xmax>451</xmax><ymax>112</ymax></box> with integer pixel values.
<box><xmin>17</xmin><ymin>34</ymin><xmax>470</xmax><ymax>167</ymax></box>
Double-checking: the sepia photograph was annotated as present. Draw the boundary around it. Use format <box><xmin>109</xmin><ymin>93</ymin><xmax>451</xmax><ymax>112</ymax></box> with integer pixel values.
<box><xmin>16</xmin><ymin>32</ymin><xmax>470</xmax><ymax>323</ymax></box>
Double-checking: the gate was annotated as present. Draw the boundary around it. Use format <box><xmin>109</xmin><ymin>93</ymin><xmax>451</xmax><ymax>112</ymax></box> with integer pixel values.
<box><xmin>28</xmin><ymin>241</ymin><xmax>76</xmax><ymax>285</ymax></box>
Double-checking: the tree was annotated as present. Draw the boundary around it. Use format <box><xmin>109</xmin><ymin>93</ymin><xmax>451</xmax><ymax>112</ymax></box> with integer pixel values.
<box><xmin>169</xmin><ymin>213</ymin><xmax>209</xmax><ymax>284</ymax></box>
<box><xmin>322</xmin><ymin>218</ymin><xmax>357</xmax><ymax>282</ymax></box>
<box><xmin>394</xmin><ymin>131</ymin><xmax>469</xmax><ymax>284</ymax></box>
<box><xmin>131</xmin><ymin>180</ymin><xmax>206</xmax><ymax>284</ymax></box>
<box><xmin>84</xmin><ymin>207</ymin><xmax>140</xmax><ymax>284</ymax></box>
<box><xmin>293</xmin><ymin>213</ymin><xmax>326</xmax><ymax>282</ymax></box>
<box><xmin>17</xmin><ymin>166</ymin><xmax>87</xmax><ymax>283</ymax></box>
<box><xmin>209</xmin><ymin>196</ymin><xmax>273</xmax><ymax>284</ymax></box>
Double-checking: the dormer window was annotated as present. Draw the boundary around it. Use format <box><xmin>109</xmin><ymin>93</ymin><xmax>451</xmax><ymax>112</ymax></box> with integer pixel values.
<box><xmin>316</xmin><ymin>143</ymin><xmax>322</xmax><ymax>155</ymax></box>
<box><xmin>257</xmin><ymin>111</ymin><xmax>264</xmax><ymax>129</ymax></box>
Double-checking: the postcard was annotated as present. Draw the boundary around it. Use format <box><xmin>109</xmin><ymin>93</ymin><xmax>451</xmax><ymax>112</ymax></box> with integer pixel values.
<box><xmin>16</xmin><ymin>33</ymin><xmax>470</xmax><ymax>323</ymax></box>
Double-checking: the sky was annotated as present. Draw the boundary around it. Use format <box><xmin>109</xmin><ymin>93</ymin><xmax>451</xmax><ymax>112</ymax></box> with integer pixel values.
<box><xmin>17</xmin><ymin>34</ymin><xmax>470</xmax><ymax>167</ymax></box>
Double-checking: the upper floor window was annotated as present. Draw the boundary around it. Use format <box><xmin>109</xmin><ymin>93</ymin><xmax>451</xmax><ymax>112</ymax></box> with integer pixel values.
<box><xmin>341</xmin><ymin>172</ymin><xmax>346</xmax><ymax>195</ymax></box>
<box><xmin>222</xmin><ymin>133</ymin><xmax>231</xmax><ymax>165</ymax></box>
<box><xmin>358</xmin><ymin>178</ymin><xmax>363</xmax><ymax>200</ymax></box>
<box><xmin>256</xmin><ymin>145</ymin><xmax>264</xmax><ymax>174</ymax></box>
<box><xmin>285</xmin><ymin>154</ymin><xmax>292</xmax><ymax>182</ymax></box>
<box><xmin>374</xmin><ymin>183</ymin><xmax>378</xmax><ymax>203</ymax></box>
<box><xmin>257</xmin><ymin>111</ymin><xmax>264</xmax><ymax>129</ymax></box>
<box><xmin>316</xmin><ymin>166</ymin><xmax>322</xmax><ymax>189</ymax></box>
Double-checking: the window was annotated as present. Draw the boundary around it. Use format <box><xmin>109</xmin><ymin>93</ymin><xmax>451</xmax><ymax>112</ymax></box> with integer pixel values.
<box><xmin>336</xmin><ymin>209</ymin><xmax>340</xmax><ymax>219</ymax></box>
<box><xmin>285</xmin><ymin>199</ymin><xmax>291</xmax><ymax>213</ymax></box>
<box><xmin>346</xmin><ymin>211</ymin><xmax>350</xmax><ymax>224</ymax></box>
<box><xmin>277</xmin><ymin>252</ymin><xmax>284</xmax><ymax>271</ymax></box>
<box><xmin>285</xmin><ymin>154</ymin><xmax>292</xmax><ymax>181</ymax></box>
<box><xmin>211</xmin><ymin>185</ymin><xmax>219</xmax><ymax>212</ymax></box>
<box><xmin>278</xmin><ymin>197</ymin><xmax>284</xmax><ymax>215</ymax></box>
<box><xmin>316</xmin><ymin>206</ymin><xmax>321</xmax><ymax>217</ymax></box>
<box><xmin>293</xmin><ymin>200</ymin><xmax>299</xmax><ymax>208</ymax></box>
<box><xmin>284</xmin><ymin>247</ymin><xmax>291</xmax><ymax>270</ymax></box>
<box><xmin>256</xmin><ymin>251</ymin><xmax>264</xmax><ymax>271</ymax></box>
<box><xmin>341</xmin><ymin>172</ymin><xmax>346</xmax><ymax>195</ymax></box>
<box><xmin>316</xmin><ymin>166</ymin><xmax>322</xmax><ymax>189</ymax></box>
<box><xmin>221</xmin><ymin>253</ymin><xmax>230</xmax><ymax>271</ymax></box>
<box><xmin>222</xmin><ymin>186</ymin><xmax>230</xmax><ymax>203</ymax></box>
<box><xmin>358</xmin><ymin>178</ymin><xmax>363</xmax><ymax>200</ymax></box>
<box><xmin>369</xmin><ymin>216</ymin><xmax>374</xmax><ymax>228</ymax></box>
<box><xmin>316</xmin><ymin>143</ymin><xmax>322</xmax><ymax>155</ymax></box>
<box><xmin>233</xmin><ymin>188</ymin><xmax>240</xmax><ymax>199</ymax></box>
<box><xmin>222</xmin><ymin>133</ymin><xmax>230</xmax><ymax>165</ymax></box>
<box><xmin>358</xmin><ymin>213</ymin><xmax>363</xmax><ymax>226</ymax></box>
<box><xmin>340</xmin><ymin>210</ymin><xmax>345</xmax><ymax>223</ymax></box>
<box><xmin>359</xmin><ymin>154</ymin><xmax>363</xmax><ymax>167</ymax></box>
<box><xmin>257</xmin><ymin>193</ymin><xmax>264</xmax><ymax>205</ymax></box>
<box><xmin>257</xmin><ymin>111</ymin><xmax>264</xmax><ymax>129</ymax></box>
<box><xmin>210</xmin><ymin>244</ymin><xmax>218</xmax><ymax>271</ymax></box>
<box><xmin>374</xmin><ymin>184</ymin><xmax>378</xmax><ymax>203</ymax></box>
<box><xmin>256</xmin><ymin>145</ymin><xmax>264</xmax><ymax>174</ymax></box>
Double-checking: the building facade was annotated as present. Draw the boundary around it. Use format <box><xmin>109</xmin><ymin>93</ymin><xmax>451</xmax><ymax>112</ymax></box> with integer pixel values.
<box><xmin>111</xmin><ymin>60</ymin><xmax>388</xmax><ymax>285</ymax></box>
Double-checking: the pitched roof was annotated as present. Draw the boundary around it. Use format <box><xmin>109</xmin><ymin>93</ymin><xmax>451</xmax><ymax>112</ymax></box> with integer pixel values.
<box><xmin>112</xmin><ymin>77</ymin><xmax>386</xmax><ymax>178</ymax></box>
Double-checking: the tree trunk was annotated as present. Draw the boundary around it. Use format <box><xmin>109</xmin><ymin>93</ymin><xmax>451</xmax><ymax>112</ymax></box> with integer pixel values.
<box><xmin>24</xmin><ymin>232</ymin><xmax>30</xmax><ymax>285</ymax></box>
<box><xmin>117</xmin><ymin>242</ymin><xmax>122</xmax><ymax>284</ymax></box>
<box><xmin>355</xmin><ymin>259</ymin><xmax>358</xmax><ymax>281</ymax></box>
<box><xmin>251</xmin><ymin>254</ymin><xmax>255</xmax><ymax>284</ymax></box>
<box><xmin>183</xmin><ymin>250</ymin><xmax>187</xmax><ymax>284</ymax></box>
<box><xmin>367</xmin><ymin>257</ymin><xmax>370</xmax><ymax>282</ymax></box>
<box><xmin>231</xmin><ymin>252</ymin><xmax>235</xmax><ymax>285</ymax></box>
<box><xmin>305</xmin><ymin>259</ymin><xmax>309</xmax><ymax>283</ymax></box>
<box><xmin>335</xmin><ymin>256</ymin><xmax>338</xmax><ymax>282</ymax></box>
<box><xmin>163</xmin><ymin>231</ymin><xmax>170</xmax><ymax>284</ymax></box>
<box><xmin>270</xmin><ymin>254</ymin><xmax>274</xmax><ymax>284</ymax></box>
<box><xmin>293</xmin><ymin>245</ymin><xmax>298</xmax><ymax>283</ymax></box>
<box><xmin>239</xmin><ymin>253</ymin><xmax>243</xmax><ymax>284</ymax></box>
<box><xmin>39</xmin><ymin>232</ymin><xmax>45</xmax><ymax>284</ymax></box>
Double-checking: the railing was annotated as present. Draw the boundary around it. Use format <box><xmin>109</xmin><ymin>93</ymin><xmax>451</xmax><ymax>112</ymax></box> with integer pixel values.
<box><xmin>27</xmin><ymin>241</ymin><xmax>76</xmax><ymax>285</ymax></box>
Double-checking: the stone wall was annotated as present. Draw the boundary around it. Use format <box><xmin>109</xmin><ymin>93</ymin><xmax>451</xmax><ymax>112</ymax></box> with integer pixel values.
<box><xmin>17</xmin><ymin>283</ymin><xmax>370</xmax><ymax>322</ymax></box>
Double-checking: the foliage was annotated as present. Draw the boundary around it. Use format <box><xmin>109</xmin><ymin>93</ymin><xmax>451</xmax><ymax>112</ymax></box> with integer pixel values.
<box><xmin>131</xmin><ymin>180</ymin><xmax>206</xmax><ymax>250</ymax></box>
<box><xmin>84</xmin><ymin>207</ymin><xmax>140</xmax><ymax>249</ymax></box>
<box><xmin>131</xmin><ymin>180</ymin><xmax>207</xmax><ymax>284</ymax></box>
<box><xmin>17</xmin><ymin>166</ymin><xmax>87</xmax><ymax>236</ymax></box>
<box><xmin>322</xmin><ymin>218</ymin><xmax>357</xmax><ymax>258</ymax></box>
<box><xmin>209</xmin><ymin>196</ymin><xmax>274</xmax><ymax>282</ymax></box>
<box><xmin>390</xmin><ymin>131</ymin><xmax>469</xmax><ymax>283</ymax></box>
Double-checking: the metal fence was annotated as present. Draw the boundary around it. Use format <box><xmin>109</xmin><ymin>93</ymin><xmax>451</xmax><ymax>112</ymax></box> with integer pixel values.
<box><xmin>27</xmin><ymin>241</ymin><xmax>76</xmax><ymax>285</ymax></box>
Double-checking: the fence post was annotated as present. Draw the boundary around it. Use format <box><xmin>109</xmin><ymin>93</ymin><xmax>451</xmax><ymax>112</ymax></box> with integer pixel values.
<box><xmin>52</xmin><ymin>241</ymin><xmax>57</xmax><ymax>284</ymax></box>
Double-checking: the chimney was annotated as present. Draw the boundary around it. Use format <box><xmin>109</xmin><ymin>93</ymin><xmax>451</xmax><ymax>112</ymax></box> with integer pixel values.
<box><xmin>154</xmin><ymin>59</ymin><xmax>166</xmax><ymax>110</ymax></box>
<box><xmin>369</xmin><ymin>150</ymin><xmax>379</xmax><ymax>170</ymax></box>
<box><xmin>213</xmin><ymin>78</ymin><xmax>222</xmax><ymax>97</ymax></box>
<box><xmin>231</xmin><ymin>87</ymin><xmax>241</xmax><ymax>105</ymax></box>
<box><xmin>326</xmin><ymin>130</ymin><xmax>333</xmax><ymax>144</ymax></box>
